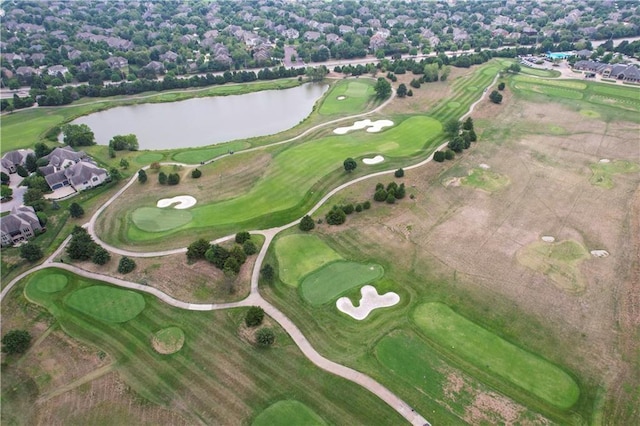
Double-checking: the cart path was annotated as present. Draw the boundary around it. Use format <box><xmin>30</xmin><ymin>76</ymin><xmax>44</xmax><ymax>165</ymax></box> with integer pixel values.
<box><xmin>2</xmin><ymin>72</ymin><xmax>498</xmax><ymax>426</ymax></box>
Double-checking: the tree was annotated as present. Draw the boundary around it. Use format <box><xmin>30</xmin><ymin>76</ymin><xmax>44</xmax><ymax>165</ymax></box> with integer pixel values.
<box><xmin>34</xmin><ymin>142</ymin><xmax>52</xmax><ymax>158</ymax></box>
<box><xmin>23</xmin><ymin>188</ymin><xmax>46</xmax><ymax>211</ymax></box>
<box><xmin>342</xmin><ymin>204</ymin><xmax>354</xmax><ymax>215</ymax></box>
<box><xmin>343</xmin><ymin>157</ymin><xmax>357</xmax><ymax>173</ymax></box>
<box><xmin>433</xmin><ymin>151</ymin><xmax>446</xmax><ymax>162</ymax></box>
<box><xmin>223</xmin><ymin>256</ymin><xmax>241</xmax><ymax>275</ymax></box>
<box><xmin>396</xmin><ymin>83</ymin><xmax>407</xmax><ymax>98</ymax></box>
<box><xmin>1</xmin><ymin>171</ymin><xmax>9</xmax><ymax>185</ymax></box>
<box><xmin>205</xmin><ymin>244</ymin><xmax>230</xmax><ymax>269</ymax></box>
<box><xmin>394</xmin><ymin>168</ymin><xmax>404</xmax><ymax>178</ymax></box>
<box><xmin>374</xmin><ymin>77</ymin><xmax>392</xmax><ymax>99</ymax></box>
<box><xmin>325</xmin><ymin>207</ymin><xmax>346</xmax><ymax>225</ymax></box>
<box><xmin>92</xmin><ymin>246</ymin><xmax>111</xmax><ymax>265</ymax></box>
<box><xmin>16</xmin><ymin>164</ymin><xmax>29</xmax><ymax>177</ymax></box>
<box><xmin>138</xmin><ymin>169</ymin><xmax>147</xmax><ymax>183</ymax></box>
<box><xmin>119</xmin><ymin>158</ymin><xmax>129</xmax><ymax>169</ymax></box>
<box><xmin>242</xmin><ymin>240</ymin><xmax>257</xmax><ymax>256</ymax></box>
<box><xmin>20</xmin><ymin>242</ymin><xmax>43</xmax><ymax>262</ymax></box>
<box><xmin>489</xmin><ymin>90</ymin><xmax>503</xmax><ymax>104</ymax></box>
<box><xmin>362</xmin><ymin>201</ymin><xmax>371</xmax><ymax>210</ymax></box>
<box><xmin>109</xmin><ymin>168</ymin><xmax>121</xmax><ymax>182</ymax></box>
<box><xmin>395</xmin><ymin>183</ymin><xmax>406</xmax><ymax>199</ymax></box>
<box><xmin>187</xmin><ymin>238</ymin><xmax>211</xmax><ymax>261</ymax></box>
<box><xmin>305</xmin><ymin>66</ymin><xmax>328</xmax><ymax>81</ymax></box>
<box><xmin>260</xmin><ymin>264</ymin><xmax>274</xmax><ymax>283</ymax></box>
<box><xmin>498</xmin><ymin>82</ymin><xmax>506</xmax><ymax>91</ymax></box>
<box><xmin>235</xmin><ymin>232</ymin><xmax>251</xmax><ymax>244</ymax></box>
<box><xmin>255</xmin><ymin>328</ymin><xmax>275</xmax><ymax>346</ymax></box>
<box><xmin>25</xmin><ymin>154</ymin><xmax>37</xmax><ymax>173</ymax></box>
<box><xmin>468</xmin><ymin>129</ymin><xmax>477</xmax><ymax>142</ymax></box>
<box><xmin>448</xmin><ymin>136</ymin><xmax>466</xmax><ymax>153</ymax></box>
<box><xmin>444</xmin><ymin>119</ymin><xmax>460</xmax><ymax>136</ymax></box>
<box><xmin>158</xmin><ymin>171</ymin><xmax>168</xmax><ymax>184</ymax></box>
<box><xmin>508</xmin><ymin>63</ymin><xmax>521</xmax><ymax>73</ymax></box>
<box><xmin>386</xmin><ymin>193</ymin><xmax>396</xmax><ymax>204</ymax></box>
<box><xmin>167</xmin><ymin>173</ymin><xmax>180</xmax><ymax>185</ymax></box>
<box><xmin>462</xmin><ymin>117</ymin><xmax>474</xmax><ymax>131</ymax></box>
<box><xmin>299</xmin><ymin>215</ymin><xmax>315</xmax><ymax>231</ymax></box>
<box><xmin>191</xmin><ymin>168</ymin><xmax>202</xmax><ymax>178</ymax></box>
<box><xmin>1</xmin><ymin>185</ymin><xmax>13</xmax><ymax>200</ymax></box>
<box><xmin>69</xmin><ymin>202</ymin><xmax>84</xmax><ymax>218</ymax></box>
<box><xmin>445</xmin><ymin>149</ymin><xmax>456</xmax><ymax>160</ymax></box>
<box><xmin>118</xmin><ymin>256</ymin><xmax>136</xmax><ymax>274</ymax></box>
<box><xmin>67</xmin><ymin>226</ymin><xmax>98</xmax><ymax>260</ymax></box>
<box><xmin>374</xmin><ymin>189</ymin><xmax>387</xmax><ymax>202</ymax></box>
<box><xmin>36</xmin><ymin>211</ymin><xmax>48</xmax><ymax>226</ymax></box>
<box><xmin>62</xmin><ymin>124</ymin><xmax>95</xmax><ymax>147</ymax></box>
<box><xmin>2</xmin><ymin>330</ymin><xmax>31</xmax><ymax>354</ymax></box>
<box><xmin>245</xmin><ymin>306</ymin><xmax>265</xmax><ymax>327</ymax></box>
<box><xmin>109</xmin><ymin>134</ymin><xmax>139</xmax><ymax>151</ymax></box>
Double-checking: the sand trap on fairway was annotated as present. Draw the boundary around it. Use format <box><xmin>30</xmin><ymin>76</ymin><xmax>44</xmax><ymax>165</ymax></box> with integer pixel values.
<box><xmin>337</xmin><ymin>96</ymin><xmax>346</xmax><ymax>100</ymax></box>
<box><xmin>157</xmin><ymin>195</ymin><xmax>196</xmax><ymax>209</ymax></box>
<box><xmin>333</xmin><ymin>119</ymin><xmax>394</xmax><ymax>135</ymax></box>
<box><xmin>542</xmin><ymin>236</ymin><xmax>555</xmax><ymax>243</ymax></box>
<box><xmin>591</xmin><ymin>250</ymin><xmax>609</xmax><ymax>258</ymax></box>
<box><xmin>363</xmin><ymin>155</ymin><xmax>384</xmax><ymax>165</ymax></box>
<box><xmin>336</xmin><ymin>285</ymin><xmax>399</xmax><ymax>320</ymax></box>
<box><xmin>599</xmin><ymin>159</ymin><xmax>610</xmax><ymax>163</ymax></box>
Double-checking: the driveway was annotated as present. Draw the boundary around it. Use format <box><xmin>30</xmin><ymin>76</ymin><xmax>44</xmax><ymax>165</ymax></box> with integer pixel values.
<box><xmin>1</xmin><ymin>173</ymin><xmax>25</xmax><ymax>213</ymax></box>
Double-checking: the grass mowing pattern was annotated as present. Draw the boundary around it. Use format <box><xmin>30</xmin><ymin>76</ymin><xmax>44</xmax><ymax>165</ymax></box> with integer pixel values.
<box><xmin>34</xmin><ymin>273</ymin><xmax>68</xmax><ymax>293</ymax></box>
<box><xmin>275</xmin><ymin>234</ymin><xmax>343</xmax><ymax>287</ymax></box>
<box><xmin>22</xmin><ymin>269</ymin><xmax>405</xmax><ymax>424</ymax></box>
<box><xmin>516</xmin><ymin>240</ymin><xmax>590</xmax><ymax>293</ymax></box>
<box><xmin>131</xmin><ymin>207</ymin><xmax>193</xmax><ymax>233</ymax></box>
<box><xmin>300</xmin><ymin>261</ymin><xmax>383</xmax><ymax>306</ymax></box>
<box><xmin>65</xmin><ymin>286</ymin><xmax>146</xmax><ymax>323</ymax></box>
<box><xmin>413</xmin><ymin>303</ymin><xmax>580</xmax><ymax>409</ymax></box>
<box><xmin>172</xmin><ymin>141</ymin><xmax>250</xmax><ymax>163</ymax></box>
<box><xmin>252</xmin><ymin>400</ymin><xmax>327</xmax><ymax>426</ymax></box>
<box><xmin>461</xmin><ymin>168</ymin><xmax>510</xmax><ymax>192</ymax></box>
<box><xmin>318</xmin><ymin>80</ymin><xmax>376</xmax><ymax>116</ymax></box>
<box><xmin>589</xmin><ymin>160</ymin><xmax>640</xmax><ymax>189</ymax></box>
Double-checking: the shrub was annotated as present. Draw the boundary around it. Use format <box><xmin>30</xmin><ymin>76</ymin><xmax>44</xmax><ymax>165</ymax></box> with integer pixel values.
<box><xmin>2</xmin><ymin>330</ymin><xmax>31</xmax><ymax>354</ymax></box>
<box><xmin>498</xmin><ymin>82</ymin><xmax>506</xmax><ymax>90</ymax></box>
<box><xmin>355</xmin><ymin>204</ymin><xmax>363</xmax><ymax>212</ymax></box>
<box><xmin>191</xmin><ymin>168</ymin><xmax>202</xmax><ymax>178</ymax></box>
<box><xmin>187</xmin><ymin>238</ymin><xmax>211</xmax><ymax>261</ymax></box>
<box><xmin>374</xmin><ymin>189</ymin><xmax>387</xmax><ymax>202</ymax></box>
<box><xmin>260</xmin><ymin>264</ymin><xmax>274</xmax><ymax>283</ymax></box>
<box><xmin>16</xmin><ymin>164</ymin><xmax>28</xmax><ymax>177</ymax></box>
<box><xmin>386</xmin><ymin>193</ymin><xmax>396</xmax><ymax>204</ymax></box>
<box><xmin>69</xmin><ymin>202</ymin><xmax>84</xmax><ymax>218</ymax></box>
<box><xmin>394</xmin><ymin>168</ymin><xmax>404</xmax><ymax>178</ymax></box>
<box><xmin>158</xmin><ymin>171</ymin><xmax>167</xmax><ymax>184</ymax></box>
<box><xmin>489</xmin><ymin>90</ymin><xmax>503</xmax><ymax>104</ymax></box>
<box><xmin>299</xmin><ymin>215</ymin><xmax>315</xmax><ymax>231</ymax></box>
<box><xmin>243</xmin><ymin>240</ymin><xmax>257</xmax><ymax>256</ymax></box>
<box><xmin>138</xmin><ymin>169</ymin><xmax>147</xmax><ymax>183</ymax></box>
<box><xmin>375</xmin><ymin>183</ymin><xmax>384</xmax><ymax>191</ymax></box>
<box><xmin>20</xmin><ymin>242</ymin><xmax>43</xmax><ymax>262</ymax></box>
<box><xmin>407</xmin><ymin>89</ymin><xmax>413</xmax><ymax>96</ymax></box>
<box><xmin>235</xmin><ymin>231</ymin><xmax>251</xmax><ymax>244</ymax></box>
<box><xmin>1</xmin><ymin>171</ymin><xmax>9</xmax><ymax>185</ymax></box>
<box><xmin>230</xmin><ymin>245</ymin><xmax>247</xmax><ymax>265</ymax></box>
<box><xmin>36</xmin><ymin>211</ymin><xmax>48</xmax><ymax>226</ymax></box>
<box><xmin>245</xmin><ymin>306</ymin><xmax>265</xmax><ymax>327</ymax></box>
<box><xmin>205</xmin><ymin>245</ymin><xmax>230</xmax><ymax>269</ymax></box>
<box><xmin>342</xmin><ymin>204</ymin><xmax>354</xmax><ymax>215</ymax></box>
<box><xmin>167</xmin><ymin>173</ymin><xmax>180</xmax><ymax>185</ymax></box>
<box><xmin>395</xmin><ymin>183</ymin><xmax>406</xmax><ymax>199</ymax></box>
<box><xmin>362</xmin><ymin>200</ymin><xmax>371</xmax><ymax>210</ymax></box>
<box><xmin>118</xmin><ymin>256</ymin><xmax>136</xmax><ymax>274</ymax></box>
<box><xmin>445</xmin><ymin>149</ymin><xmax>456</xmax><ymax>160</ymax></box>
<box><xmin>386</xmin><ymin>182</ymin><xmax>398</xmax><ymax>192</ymax></box>
<box><xmin>255</xmin><ymin>328</ymin><xmax>275</xmax><ymax>346</ymax></box>
<box><xmin>433</xmin><ymin>151</ymin><xmax>446</xmax><ymax>162</ymax></box>
<box><xmin>325</xmin><ymin>207</ymin><xmax>346</xmax><ymax>225</ymax></box>
<box><xmin>92</xmin><ymin>246</ymin><xmax>111</xmax><ymax>265</ymax></box>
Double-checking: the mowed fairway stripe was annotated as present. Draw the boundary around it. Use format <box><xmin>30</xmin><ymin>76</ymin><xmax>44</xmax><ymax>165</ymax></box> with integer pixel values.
<box><xmin>413</xmin><ymin>303</ymin><xmax>580</xmax><ymax>409</ymax></box>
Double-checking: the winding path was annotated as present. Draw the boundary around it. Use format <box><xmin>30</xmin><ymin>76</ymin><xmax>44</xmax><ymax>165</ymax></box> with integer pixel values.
<box><xmin>2</xmin><ymin>73</ymin><xmax>499</xmax><ymax>426</ymax></box>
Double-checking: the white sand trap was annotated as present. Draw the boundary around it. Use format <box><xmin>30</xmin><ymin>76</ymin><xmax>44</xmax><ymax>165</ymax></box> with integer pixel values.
<box><xmin>542</xmin><ymin>236</ymin><xmax>555</xmax><ymax>243</ymax></box>
<box><xmin>337</xmin><ymin>96</ymin><xmax>346</xmax><ymax>100</ymax></box>
<box><xmin>157</xmin><ymin>195</ymin><xmax>197</xmax><ymax>209</ymax></box>
<box><xmin>363</xmin><ymin>155</ymin><xmax>384</xmax><ymax>165</ymax></box>
<box><xmin>333</xmin><ymin>119</ymin><xmax>394</xmax><ymax>135</ymax></box>
<box><xmin>336</xmin><ymin>285</ymin><xmax>400</xmax><ymax>320</ymax></box>
<box><xmin>479</xmin><ymin>163</ymin><xmax>491</xmax><ymax>169</ymax></box>
<box><xmin>591</xmin><ymin>250</ymin><xmax>609</xmax><ymax>258</ymax></box>
<box><xmin>599</xmin><ymin>159</ymin><xmax>610</xmax><ymax>163</ymax></box>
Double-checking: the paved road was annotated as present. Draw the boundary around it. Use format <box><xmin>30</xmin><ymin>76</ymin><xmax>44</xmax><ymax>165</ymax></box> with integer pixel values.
<box><xmin>2</xmin><ymin>72</ymin><xmax>500</xmax><ymax>426</ymax></box>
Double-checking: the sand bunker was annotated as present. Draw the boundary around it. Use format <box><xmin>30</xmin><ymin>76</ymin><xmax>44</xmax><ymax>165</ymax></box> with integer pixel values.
<box><xmin>479</xmin><ymin>163</ymin><xmax>491</xmax><ymax>169</ymax></box>
<box><xmin>590</xmin><ymin>250</ymin><xmax>609</xmax><ymax>258</ymax></box>
<box><xmin>363</xmin><ymin>155</ymin><xmax>384</xmax><ymax>165</ymax></box>
<box><xmin>337</xmin><ymin>96</ymin><xmax>346</xmax><ymax>100</ymax></box>
<box><xmin>542</xmin><ymin>236</ymin><xmax>555</xmax><ymax>243</ymax></box>
<box><xmin>157</xmin><ymin>195</ymin><xmax>196</xmax><ymax>209</ymax></box>
<box><xmin>336</xmin><ymin>285</ymin><xmax>400</xmax><ymax>320</ymax></box>
<box><xmin>599</xmin><ymin>159</ymin><xmax>610</xmax><ymax>163</ymax></box>
<box><xmin>333</xmin><ymin>119</ymin><xmax>394</xmax><ymax>135</ymax></box>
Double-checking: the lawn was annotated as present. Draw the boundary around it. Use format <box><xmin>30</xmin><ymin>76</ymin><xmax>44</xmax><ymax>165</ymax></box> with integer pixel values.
<box><xmin>275</xmin><ymin>234</ymin><xmax>343</xmax><ymax>287</ymax></box>
<box><xmin>33</xmin><ymin>273</ymin><xmax>68</xmax><ymax>293</ymax></box>
<box><xmin>17</xmin><ymin>268</ymin><xmax>406</xmax><ymax>424</ymax></box>
<box><xmin>589</xmin><ymin>160</ymin><xmax>640</xmax><ymax>189</ymax></box>
<box><xmin>299</xmin><ymin>261</ymin><xmax>383</xmax><ymax>306</ymax></box>
<box><xmin>134</xmin><ymin>152</ymin><xmax>165</xmax><ymax>165</ymax></box>
<box><xmin>252</xmin><ymin>400</ymin><xmax>326</xmax><ymax>426</ymax></box>
<box><xmin>63</xmin><ymin>286</ymin><xmax>146</xmax><ymax>323</ymax></box>
<box><xmin>131</xmin><ymin>206</ymin><xmax>193</xmax><ymax>233</ymax></box>
<box><xmin>318</xmin><ymin>79</ymin><xmax>376</xmax><ymax>116</ymax></box>
<box><xmin>461</xmin><ymin>168</ymin><xmax>510</xmax><ymax>192</ymax></box>
<box><xmin>171</xmin><ymin>141</ymin><xmax>250</xmax><ymax>163</ymax></box>
<box><xmin>412</xmin><ymin>302</ymin><xmax>580</xmax><ymax>409</ymax></box>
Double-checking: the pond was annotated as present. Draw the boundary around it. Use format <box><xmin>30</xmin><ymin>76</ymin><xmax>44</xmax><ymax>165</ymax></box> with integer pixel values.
<box><xmin>68</xmin><ymin>83</ymin><xmax>329</xmax><ymax>150</ymax></box>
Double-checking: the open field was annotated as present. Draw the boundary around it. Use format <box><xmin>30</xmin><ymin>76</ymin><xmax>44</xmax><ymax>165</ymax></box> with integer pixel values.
<box><xmin>275</xmin><ymin>234</ymin><xmax>343</xmax><ymax>287</ymax></box>
<box><xmin>413</xmin><ymin>302</ymin><xmax>580</xmax><ymax>409</ymax></box>
<box><xmin>589</xmin><ymin>160</ymin><xmax>640</xmax><ymax>189</ymax></box>
<box><xmin>460</xmin><ymin>167</ymin><xmax>510</xmax><ymax>192</ymax></box>
<box><xmin>299</xmin><ymin>261</ymin><xmax>384</xmax><ymax>306</ymax></box>
<box><xmin>252</xmin><ymin>400</ymin><xmax>326</xmax><ymax>426</ymax></box>
<box><xmin>8</xmin><ymin>268</ymin><xmax>406</xmax><ymax>424</ymax></box>
<box><xmin>318</xmin><ymin>79</ymin><xmax>376</xmax><ymax>116</ymax></box>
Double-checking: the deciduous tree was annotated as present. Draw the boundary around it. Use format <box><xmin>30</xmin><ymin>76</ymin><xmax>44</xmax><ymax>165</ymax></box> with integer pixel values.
<box><xmin>187</xmin><ymin>238</ymin><xmax>211</xmax><ymax>261</ymax></box>
<box><xmin>343</xmin><ymin>157</ymin><xmax>357</xmax><ymax>173</ymax></box>
<box><xmin>374</xmin><ymin>77</ymin><xmax>391</xmax><ymax>99</ymax></box>
<box><xmin>245</xmin><ymin>306</ymin><xmax>264</xmax><ymax>327</ymax></box>
<box><xmin>299</xmin><ymin>215</ymin><xmax>315</xmax><ymax>231</ymax></box>
<box><xmin>92</xmin><ymin>246</ymin><xmax>111</xmax><ymax>265</ymax></box>
<box><xmin>2</xmin><ymin>330</ymin><xmax>31</xmax><ymax>354</ymax></box>
<box><xmin>69</xmin><ymin>202</ymin><xmax>84</xmax><ymax>218</ymax></box>
<box><xmin>118</xmin><ymin>256</ymin><xmax>136</xmax><ymax>274</ymax></box>
<box><xmin>489</xmin><ymin>90</ymin><xmax>503</xmax><ymax>104</ymax></box>
<box><xmin>20</xmin><ymin>242</ymin><xmax>43</xmax><ymax>262</ymax></box>
<box><xmin>138</xmin><ymin>169</ymin><xmax>147</xmax><ymax>183</ymax></box>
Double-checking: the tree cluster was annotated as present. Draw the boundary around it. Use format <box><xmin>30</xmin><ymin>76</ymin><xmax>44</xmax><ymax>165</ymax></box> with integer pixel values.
<box><xmin>325</xmin><ymin>200</ymin><xmax>371</xmax><ymax>226</ymax></box>
<box><xmin>373</xmin><ymin>181</ymin><xmax>406</xmax><ymax>204</ymax></box>
<box><xmin>66</xmin><ymin>226</ymin><xmax>110</xmax><ymax>265</ymax></box>
<box><xmin>200</xmin><ymin>232</ymin><xmax>258</xmax><ymax>276</ymax></box>
<box><xmin>489</xmin><ymin>90</ymin><xmax>503</xmax><ymax>104</ymax></box>
<box><xmin>62</xmin><ymin>124</ymin><xmax>96</xmax><ymax>147</ymax></box>
<box><xmin>2</xmin><ymin>330</ymin><xmax>31</xmax><ymax>354</ymax></box>
<box><xmin>109</xmin><ymin>134</ymin><xmax>139</xmax><ymax>151</ymax></box>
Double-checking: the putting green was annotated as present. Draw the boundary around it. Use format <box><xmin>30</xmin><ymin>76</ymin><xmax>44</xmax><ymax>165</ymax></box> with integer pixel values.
<box><xmin>590</xmin><ymin>160</ymin><xmax>640</xmax><ymax>189</ymax></box>
<box><xmin>34</xmin><ymin>273</ymin><xmax>68</xmax><ymax>293</ymax></box>
<box><xmin>152</xmin><ymin>326</ymin><xmax>185</xmax><ymax>354</ymax></box>
<box><xmin>299</xmin><ymin>261</ymin><xmax>384</xmax><ymax>306</ymax></box>
<box><xmin>252</xmin><ymin>400</ymin><xmax>326</xmax><ymax>426</ymax></box>
<box><xmin>275</xmin><ymin>234</ymin><xmax>343</xmax><ymax>287</ymax></box>
<box><xmin>65</xmin><ymin>286</ymin><xmax>146</xmax><ymax>323</ymax></box>
<box><xmin>135</xmin><ymin>152</ymin><xmax>164</xmax><ymax>165</ymax></box>
<box><xmin>318</xmin><ymin>79</ymin><xmax>376</xmax><ymax>116</ymax></box>
<box><xmin>131</xmin><ymin>207</ymin><xmax>193</xmax><ymax>232</ymax></box>
<box><xmin>413</xmin><ymin>303</ymin><xmax>580</xmax><ymax>409</ymax></box>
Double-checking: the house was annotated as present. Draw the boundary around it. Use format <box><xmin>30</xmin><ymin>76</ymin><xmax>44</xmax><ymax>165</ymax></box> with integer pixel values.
<box><xmin>43</xmin><ymin>146</ymin><xmax>85</xmax><ymax>169</ymax></box>
<box><xmin>47</xmin><ymin>65</ymin><xmax>68</xmax><ymax>76</ymax></box>
<box><xmin>304</xmin><ymin>31</ymin><xmax>321</xmax><ymax>41</ymax></box>
<box><xmin>105</xmin><ymin>56</ymin><xmax>128</xmax><ymax>69</ymax></box>
<box><xmin>144</xmin><ymin>61</ymin><xmax>165</xmax><ymax>73</ymax></box>
<box><xmin>1</xmin><ymin>205</ymin><xmax>43</xmax><ymax>247</ymax></box>
<box><xmin>576</xmin><ymin>49</ymin><xmax>592</xmax><ymax>58</ymax></box>
<box><xmin>1</xmin><ymin>149</ymin><xmax>34</xmax><ymax>174</ymax></box>
<box><xmin>64</xmin><ymin>161</ymin><xmax>109</xmax><ymax>191</ymax></box>
<box><xmin>40</xmin><ymin>148</ymin><xmax>107</xmax><ymax>192</ymax></box>
<box><xmin>159</xmin><ymin>51</ymin><xmax>179</xmax><ymax>62</ymax></box>
<box><xmin>15</xmin><ymin>66</ymin><xmax>37</xmax><ymax>77</ymax></box>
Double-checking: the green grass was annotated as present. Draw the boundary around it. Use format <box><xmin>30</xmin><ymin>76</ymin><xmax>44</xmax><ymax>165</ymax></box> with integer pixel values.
<box><xmin>63</xmin><ymin>286</ymin><xmax>146</xmax><ymax>323</ymax></box>
<box><xmin>108</xmin><ymin>115</ymin><xmax>442</xmax><ymax>245</ymax></box>
<box><xmin>131</xmin><ymin>207</ymin><xmax>193</xmax><ymax>232</ymax></box>
<box><xmin>252</xmin><ymin>400</ymin><xmax>326</xmax><ymax>426</ymax></box>
<box><xmin>318</xmin><ymin>79</ymin><xmax>376</xmax><ymax>116</ymax></box>
<box><xmin>135</xmin><ymin>152</ymin><xmax>165</xmax><ymax>165</ymax></box>
<box><xmin>589</xmin><ymin>160</ymin><xmax>640</xmax><ymax>188</ymax></box>
<box><xmin>172</xmin><ymin>141</ymin><xmax>250</xmax><ymax>163</ymax></box>
<box><xmin>461</xmin><ymin>168</ymin><xmax>510</xmax><ymax>192</ymax></box>
<box><xmin>275</xmin><ymin>234</ymin><xmax>343</xmax><ymax>287</ymax></box>
<box><xmin>299</xmin><ymin>261</ymin><xmax>383</xmax><ymax>306</ymax></box>
<box><xmin>33</xmin><ymin>273</ymin><xmax>68</xmax><ymax>293</ymax></box>
<box><xmin>18</xmin><ymin>268</ymin><xmax>405</xmax><ymax>424</ymax></box>
<box><xmin>152</xmin><ymin>326</ymin><xmax>185</xmax><ymax>354</ymax></box>
<box><xmin>412</xmin><ymin>302</ymin><xmax>580</xmax><ymax>409</ymax></box>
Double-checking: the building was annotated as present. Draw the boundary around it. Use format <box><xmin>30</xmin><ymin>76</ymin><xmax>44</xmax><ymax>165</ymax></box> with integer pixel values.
<box><xmin>39</xmin><ymin>146</ymin><xmax>108</xmax><ymax>192</ymax></box>
<box><xmin>574</xmin><ymin>60</ymin><xmax>640</xmax><ymax>82</ymax></box>
<box><xmin>1</xmin><ymin>205</ymin><xmax>43</xmax><ymax>247</ymax></box>
<box><xmin>1</xmin><ymin>149</ymin><xmax>34</xmax><ymax>174</ymax></box>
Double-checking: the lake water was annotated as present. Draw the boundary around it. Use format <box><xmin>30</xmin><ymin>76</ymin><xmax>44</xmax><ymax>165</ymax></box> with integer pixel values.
<box><xmin>69</xmin><ymin>83</ymin><xmax>328</xmax><ymax>150</ymax></box>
